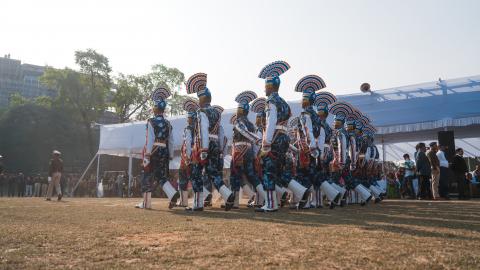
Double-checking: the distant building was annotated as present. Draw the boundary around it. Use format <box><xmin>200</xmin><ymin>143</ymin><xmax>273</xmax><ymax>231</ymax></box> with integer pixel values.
<box><xmin>0</xmin><ymin>54</ymin><xmax>56</xmax><ymax>108</ymax></box>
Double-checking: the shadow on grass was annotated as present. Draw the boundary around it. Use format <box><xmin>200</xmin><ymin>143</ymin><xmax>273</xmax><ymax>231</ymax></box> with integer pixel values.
<box><xmin>164</xmin><ymin>200</ymin><xmax>480</xmax><ymax>240</ymax></box>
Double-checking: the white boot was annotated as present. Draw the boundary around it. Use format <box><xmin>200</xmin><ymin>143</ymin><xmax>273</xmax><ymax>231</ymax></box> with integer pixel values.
<box><xmin>355</xmin><ymin>184</ymin><xmax>372</xmax><ymax>203</ymax></box>
<box><xmin>370</xmin><ymin>185</ymin><xmax>382</xmax><ymax>202</ymax></box>
<box><xmin>256</xmin><ymin>190</ymin><xmax>278</xmax><ymax>212</ymax></box>
<box><xmin>135</xmin><ymin>193</ymin><xmax>146</xmax><ymax>209</ymax></box>
<box><xmin>179</xmin><ymin>190</ymin><xmax>189</xmax><ymax>207</ymax></box>
<box><xmin>191</xmin><ymin>191</ymin><xmax>204</xmax><ymax>211</ymax></box>
<box><xmin>320</xmin><ymin>181</ymin><xmax>341</xmax><ymax>204</ymax></box>
<box><xmin>162</xmin><ymin>181</ymin><xmax>180</xmax><ymax>209</ymax></box>
<box><xmin>233</xmin><ymin>191</ymin><xmax>240</xmax><ymax>208</ymax></box>
<box><xmin>275</xmin><ymin>185</ymin><xmax>288</xmax><ymax>208</ymax></box>
<box><xmin>203</xmin><ymin>186</ymin><xmax>212</xmax><ymax>206</ymax></box>
<box><xmin>219</xmin><ymin>185</ymin><xmax>234</xmax><ymax>211</ymax></box>
<box><xmin>242</xmin><ymin>184</ymin><xmax>256</xmax><ymax>202</ymax></box>
<box><xmin>255</xmin><ymin>184</ymin><xmax>266</xmax><ymax>206</ymax></box>
<box><xmin>288</xmin><ymin>179</ymin><xmax>308</xmax><ymax>208</ymax></box>
<box><xmin>144</xmin><ymin>192</ymin><xmax>152</xmax><ymax>209</ymax></box>
<box><xmin>309</xmin><ymin>187</ymin><xmax>317</xmax><ymax>208</ymax></box>
<box><xmin>331</xmin><ymin>183</ymin><xmax>347</xmax><ymax>205</ymax></box>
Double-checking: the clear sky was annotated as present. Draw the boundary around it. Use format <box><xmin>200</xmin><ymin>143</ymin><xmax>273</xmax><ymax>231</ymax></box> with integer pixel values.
<box><xmin>2</xmin><ymin>0</ymin><xmax>479</xmax><ymax>108</ymax></box>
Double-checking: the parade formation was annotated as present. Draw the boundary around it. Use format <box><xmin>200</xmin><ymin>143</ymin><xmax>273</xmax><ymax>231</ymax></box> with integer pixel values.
<box><xmin>136</xmin><ymin>60</ymin><xmax>386</xmax><ymax>212</ymax></box>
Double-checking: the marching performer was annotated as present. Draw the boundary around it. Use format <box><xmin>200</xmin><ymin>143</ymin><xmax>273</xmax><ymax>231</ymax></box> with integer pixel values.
<box><xmin>203</xmin><ymin>105</ymin><xmax>227</xmax><ymax>207</ymax></box>
<box><xmin>230</xmin><ymin>91</ymin><xmax>266</xmax><ymax>209</ymax></box>
<box><xmin>177</xmin><ymin>98</ymin><xmax>200</xmax><ymax>208</ymax></box>
<box><xmin>186</xmin><ymin>73</ymin><xmax>235</xmax><ymax>211</ymax></box>
<box><xmin>250</xmin><ymin>97</ymin><xmax>268</xmax><ymax>207</ymax></box>
<box><xmin>313</xmin><ymin>92</ymin><xmax>340</xmax><ymax>208</ymax></box>
<box><xmin>136</xmin><ymin>86</ymin><xmax>179</xmax><ymax>210</ymax></box>
<box><xmin>257</xmin><ymin>61</ymin><xmax>307</xmax><ymax>212</ymax></box>
<box><xmin>329</xmin><ymin>101</ymin><xmax>355</xmax><ymax>207</ymax></box>
<box><xmin>294</xmin><ymin>75</ymin><xmax>326</xmax><ymax>209</ymax></box>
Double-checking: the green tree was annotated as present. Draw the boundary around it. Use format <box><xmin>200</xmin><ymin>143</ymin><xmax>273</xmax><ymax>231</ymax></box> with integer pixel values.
<box><xmin>111</xmin><ymin>74</ymin><xmax>143</xmax><ymax>122</ymax></box>
<box><xmin>41</xmin><ymin>49</ymin><xmax>111</xmax><ymax>156</ymax></box>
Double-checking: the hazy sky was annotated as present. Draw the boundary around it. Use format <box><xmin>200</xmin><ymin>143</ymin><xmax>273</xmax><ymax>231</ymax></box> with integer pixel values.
<box><xmin>2</xmin><ymin>0</ymin><xmax>479</xmax><ymax>108</ymax></box>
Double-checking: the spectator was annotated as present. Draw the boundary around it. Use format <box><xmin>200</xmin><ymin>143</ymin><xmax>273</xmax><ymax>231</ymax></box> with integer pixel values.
<box><xmin>415</xmin><ymin>143</ymin><xmax>431</xmax><ymax>200</ymax></box>
<box><xmin>33</xmin><ymin>174</ymin><xmax>42</xmax><ymax>197</ymax></box>
<box><xmin>426</xmin><ymin>142</ymin><xmax>441</xmax><ymax>200</ymax></box>
<box><xmin>0</xmin><ymin>173</ymin><xmax>5</xmax><ymax>197</ymax></box>
<box><xmin>46</xmin><ymin>150</ymin><xmax>63</xmax><ymax>201</ymax></box>
<box><xmin>436</xmin><ymin>144</ymin><xmax>450</xmax><ymax>199</ymax></box>
<box><xmin>471</xmin><ymin>165</ymin><xmax>480</xmax><ymax>183</ymax></box>
<box><xmin>25</xmin><ymin>176</ymin><xmax>34</xmax><ymax>197</ymax></box>
<box><xmin>17</xmin><ymin>173</ymin><xmax>26</xmax><ymax>197</ymax></box>
<box><xmin>399</xmin><ymin>154</ymin><xmax>416</xmax><ymax>199</ymax></box>
<box><xmin>451</xmin><ymin>148</ymin><xmax>469</xmax><ymax>199</ymax></box>
<box><xmin>8</xmin><ymin>174</ymin><xmax>16</xmax><ymax>197</ymax></box>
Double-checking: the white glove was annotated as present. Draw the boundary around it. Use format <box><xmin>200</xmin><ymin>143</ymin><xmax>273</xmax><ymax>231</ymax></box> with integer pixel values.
<box><xmin>48</xmin><ymin>177</ymin><xmax>52</xmax><ymax>183</ymax></box>
<box><xmin>200</xmin><ymin>152</ymin><xmax>208</xmax><ymax>161</ymax></box>
<box><xmin>310</xmin><ymin>149</ymin><xmax>319</xmax><ymax>159</ymax></box>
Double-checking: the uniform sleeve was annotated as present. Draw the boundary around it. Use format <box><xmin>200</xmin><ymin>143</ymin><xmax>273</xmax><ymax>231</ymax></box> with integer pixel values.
<box><xmin>302</xmin><ymin>113</ymin><xmax>316</xmax><ymax>149</ymax></box>
<box><xmin>349</xmin><ymin>136</ymin><xmax>356</xmax><ymax>166</ymax></box>
<box><xmin>184</xmin><ymin>128</ymin><xmax>192</xmax><ymax>157</ymax></box>
<box><xmin>218</xmin><ymin>125</ymin><xmax>227</xmax><ymax>155</ymax></box>
<box><xmin>198</xmin><ymin>111</ymin><xmax>209</xmax><ymax>149</ymax></box>
<box><xmin>234</xmin><ymin>122</ymin><xmax>260</xmax><ymax>143</ymax></box>
<box><xmin>263</xmin><ymin>103</ymin><xmax>277</xmax><ymax>147</ymax></box>
<box><xmin>318</xmin><ymin>127</ymin><xmax>326</xmax><ymax>151</ymax></box>
<box><xmin>144</xmin><ymin>121</ymin><xmax>155</xmax><ymax>155</ymax></box>
<box><xmin>339</xmin><ymin>133</ymin><xmax>347</xmax><ymax>165</ymax></box>
<box><xmin>168</xmin><ymin>124</ymin><xmax>174</xmax><ymax>159</ymax></box>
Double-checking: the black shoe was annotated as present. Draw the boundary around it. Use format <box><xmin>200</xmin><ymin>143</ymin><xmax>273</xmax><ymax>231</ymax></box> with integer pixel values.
<box><xmin>168</xmin><ymin>192</ymin><xmax>180</xmax><ymax>209</ymax></box>
<box><xmin>374</xmin><ymin>198</ymin><xmax>381</xmax><ymax>203</ymax></box>
<box><xmin>329</xmin><ymin>202</ymin><xmax>335</xmax><ymax>209</ymax></box>
<box><xmin>360</xmin><ymin>202</ymin><xmax>366</xmax><ymax>206</ymax></box>
<box><xmin>45</xmin><ymin>198</ymin><xmax>51</xmax><ymax>201</ymax></box>
<box><xmin>340</xmin><ymin>199</ymin><xmax>346</xmax><ymax>207</ymax></box>
<box><xmin>204</xmin><ymin>194</ymin><xmax>212</xmax><ymax>207</ymax></box>
<box><xmin>57</xmin><ymin>194</ymin><xmax>63</xmax><ymax>201</ymax></box>
<box><xmin>298</xmin><ymin>189</ymin><xmax>311</xmax><ymax>209</ymax></box>
<box><xmin>185</xmin><ymin>207</ymin><xmax>204</xmax><ymax>211</ymax></box>
<box><xmin>280</xmin><ymin>192</ymin><xmax>288</xmax><ymax>208</ymax></box>
<box><xmin>225</xmin><ymin>193</ymin><xmax>235</xmax><ymax>211</ymax></box>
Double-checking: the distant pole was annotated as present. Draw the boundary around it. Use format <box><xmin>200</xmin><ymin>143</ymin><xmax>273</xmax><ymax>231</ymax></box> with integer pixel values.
<box><xmin>382</xmin><ymin>136</ymin><xmax>386</xmax><ymax>175</ymax></box>
<box><xmin>96</xmin><ymin>154</ymin><xmax>101</xmax><ymax>188</ymax></box>
<box><xmin>128</xmin><ymin>154</ymin><xmax>133</xmax><ymax>197</ymax></box>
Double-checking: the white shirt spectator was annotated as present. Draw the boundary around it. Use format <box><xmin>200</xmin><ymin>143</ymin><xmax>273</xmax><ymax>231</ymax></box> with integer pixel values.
<box><xmin>399</xmin><ymin>159</ymin><xmax>415</xmax><ymax>177</ymax></box>
<box><xmin>437</xmin><ymin>150</ymin><xmax>449</xmax><ymax>168</ymax></box>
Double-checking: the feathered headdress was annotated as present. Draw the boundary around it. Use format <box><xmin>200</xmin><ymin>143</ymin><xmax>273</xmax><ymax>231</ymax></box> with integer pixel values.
<box><xmin>295</xmin><ymin>75</ymin><xmax>327</xmax><ymax>102</ymax></box>
<box><xmin>250</xmin><ymin>97</ymin><xmax>267</xmax><ymax>116</ymax></box>
<box><xmin>151</xmin><ymin>86</ymin><xmax>171</xmax><ymax>110</ymax></box>
<box><xmin>186</xmin><ymin>73</ymin><xmax>209</xmax><ymax>97</ymax></box>
<box><xmin>183</xmin><ymin>97</ymin><xmax>199</xmax><ymax>118</ymax></box>
<box><xmin>258</xmin><ymin>60</ymin><xmax>290</xmax><ymax>86</ymax></box>
<box><xmin>235</xmin><ymin>90</ymin><xmax>258</xmax><ymax>111</ymax></box>
<box><xmin>329</xmin><ymin>101</ymin><xmax>354</xmax><ymax>122</ymax></box>
<box><xmin>314</xmin><ymin>91</ymin><xmax>337</xmax><ymax>113</ymax></box>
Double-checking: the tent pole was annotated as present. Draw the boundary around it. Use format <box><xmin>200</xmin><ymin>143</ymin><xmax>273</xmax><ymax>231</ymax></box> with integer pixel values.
<box><xmin>96</xmin><ymin>154</ymin><xmax>101</xmax><ymax>190</ymax></box>
<box><xmin>72</xmin><ymin>153</ymin><xmax>98</xmax><ymax>195</ymax></box>
<box><xmin>382</xmin><ymin>136</ymin><xmax>386</xmax><ymax>176</ymax></box>
<box><xmin>128</xmin><ymin>153</ymin><xmax>133</xmax><ymax>197</ymax></box>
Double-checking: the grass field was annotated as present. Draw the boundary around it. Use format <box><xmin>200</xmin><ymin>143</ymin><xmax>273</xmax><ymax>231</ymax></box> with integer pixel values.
<box><xmin>1</xmin><ymin>197</ymin><xmax>480</xmax><ymax>269</ymax></box>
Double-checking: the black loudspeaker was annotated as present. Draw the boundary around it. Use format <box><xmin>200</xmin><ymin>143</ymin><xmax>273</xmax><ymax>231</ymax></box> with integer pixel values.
<box><xmin>438</xmin><ymin>131</ymin><xmax>455</xmax><ymax>161</ymax></box>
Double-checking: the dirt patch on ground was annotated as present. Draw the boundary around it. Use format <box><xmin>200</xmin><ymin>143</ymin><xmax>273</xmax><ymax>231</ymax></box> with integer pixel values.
<box><xmin>1</xmin><ymin>198</ymin><xmax>480</xmax><ymax>269</ymax></box>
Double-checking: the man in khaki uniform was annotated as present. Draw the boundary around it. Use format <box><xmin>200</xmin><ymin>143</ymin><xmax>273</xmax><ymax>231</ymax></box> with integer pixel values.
<box><xmin>46</xmin><ymin>150</ymin><xmax>63</xmax><ymax>201</ymax></box>
<box><xmin>427</xmin><ymin>142</ymin><xmax>440</xmax><ymax>200</ymax></box>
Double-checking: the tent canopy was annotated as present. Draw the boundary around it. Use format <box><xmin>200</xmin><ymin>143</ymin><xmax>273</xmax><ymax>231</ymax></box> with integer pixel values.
<box><xmin>98</xmin><ymin>75</ymin><xmax>480</xmax><ymax>162</ymax></box>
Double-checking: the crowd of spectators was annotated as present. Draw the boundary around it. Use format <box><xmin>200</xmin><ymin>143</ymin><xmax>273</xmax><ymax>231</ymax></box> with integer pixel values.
<box><xmin>387</xmin><ymin>142</ymin><xmax>479</xmax><ymax>200</ymax></box>
<box><xmin>0</xmin><ymin>173</ymin><xmax>81</xmax><ymax>198</ymax></box>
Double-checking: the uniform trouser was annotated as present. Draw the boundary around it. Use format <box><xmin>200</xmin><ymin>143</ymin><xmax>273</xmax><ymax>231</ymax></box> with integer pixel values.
<box><xmin>439</xmin><ymin>167</ymin><xmax>450</xmax><ymax>198</ymax></box>
<box><xmin>297</xmin><ymin>156</ymin><xmax>317</xmax><ymax>190</ymax></box>
<box><xmin>431</xmin><ymin>168</ymin><xmax>440</xmax><ymax>199</ymax></box>
<box><xmin>191</xmin><ymin>141</ymin><xmax>226</xmax><ymax>193</ymax></box>
<box><xmin>178</xmin><ymin>162</ymin><xmax>191</xmax><ymax>191</ymax></box>
<box><xmin>141</xmin><ymin>148</ymin><xmax>170</xmax><ymax>193</ymax></box>
<box><xmin>456</xmin><ymin>173</ymin><xmax>468</xmax><ymax>199</ymax></box>
<box><xmin>8</xmin><ymin>184</ymin><xmax>15</xmax><ymax>197</ymax></box>
<box><xmin>418</xmin><ymin>175</ymin><xmax>431</xmax><ymax>199</ymax></box>
<box><xmin>46</xmin><ymin>172</ymin><xmax>62</xmax><ymax>199</ymax></box>
<box><xmin>262</xmin><ymin>133</ymin><xmax>290</xmax><ymax>191</ymax></box>
<box><xmin>230</xmin><ymin>148</ymin><xmax>261</xmax><ymax>191</ymax></box>
<box><xmin>25</xmin><ymin>185</ymin><xmax>33</xmax><ymax>197</ymax></box>
<box><xmin>34</xmin><ymin>183</ymin><xmax>41</xmax><ymax>197</ymax></box>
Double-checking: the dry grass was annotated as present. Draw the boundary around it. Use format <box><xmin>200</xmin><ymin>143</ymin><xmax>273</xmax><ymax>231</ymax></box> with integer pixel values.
<box><xmin>1</xmin><ymin>197</ymin><xmax>480</xmax><ymax>269</ymax></box>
